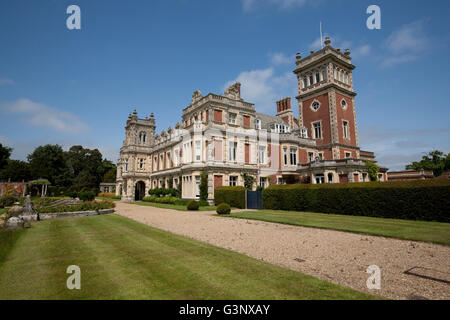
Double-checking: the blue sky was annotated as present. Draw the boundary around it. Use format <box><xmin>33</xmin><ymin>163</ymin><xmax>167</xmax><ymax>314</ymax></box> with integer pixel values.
<box><xmin>1</xmin><ymin>0</ymin><xmax>449</xmax><ymax>170</ymax></box>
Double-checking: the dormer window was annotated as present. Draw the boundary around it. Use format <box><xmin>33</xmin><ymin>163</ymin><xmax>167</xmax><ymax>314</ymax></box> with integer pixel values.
<box><xmin>300</xmin><ymin>127</ymin><xmax>308</xmax><ymax>138</ymax></box>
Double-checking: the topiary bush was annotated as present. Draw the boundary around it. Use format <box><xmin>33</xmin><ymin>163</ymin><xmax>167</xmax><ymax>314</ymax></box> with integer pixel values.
<box><xmin>187</xmin><ymin>200</ymin><xmax>199</xmax><ymax>211</ymax></box>
<box><xmin>214</xmin><ymin>186</ymin><xmax>245</xmax><ymax>209</ymax></box>
<box><xmin>262</xmin><ymin>180</ymin><xmax>450</xmax><ymax>222</ymax></box>
<box><xmin>216</xmin><ymin>203</ymin><xmax>231</xmax><ymax>215</ymax></box>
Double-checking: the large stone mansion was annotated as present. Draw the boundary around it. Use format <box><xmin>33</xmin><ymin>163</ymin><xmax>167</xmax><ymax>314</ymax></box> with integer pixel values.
<box><xmin>116</xmin><ymin>37</ymin><xmax>387</xmax><ymax>201</ymax></box>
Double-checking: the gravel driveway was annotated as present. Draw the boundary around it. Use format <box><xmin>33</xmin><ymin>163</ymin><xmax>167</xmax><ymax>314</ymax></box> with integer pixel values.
<box><xmin>115</xmin><ymin>202</ymin><xmax>450</xmax><ymax>300</ymax></box>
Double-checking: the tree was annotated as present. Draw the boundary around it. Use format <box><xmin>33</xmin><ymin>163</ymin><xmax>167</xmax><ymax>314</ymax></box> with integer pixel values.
<box><xmin>0</xmin><ymin>143</ymin><xmax>12</xmax><ymax>170</ymax></box>
<box><xmin>27</xmin><ymin>144</ymin><xmax>67</xmax><ymax>185</ymax></box>
<box><xmin>0</xmin><ymin>160</ymin><xmax>32</xmax><ymax>182</ymax></box>
<box><xmin>65</xmin><ymin>145</ymin><xmax>104</xmax><ymax>189</ymax></box>
<box><xmin>242</xmin><ymin>173</ymin><xmax>255</xmax><ymax>190</ymax></box>
<box><xmin>406</xmin><ymin>150</ymin><xmax>449</xmax><ymax>177</ymax></box>
<box><xmin>102</xmin><ymin>169</ymin><xmax>116</xmax><ymax>183</ymax></box>
<box><xmin>366</xmin><ymin>161</ymin><xmax>379</xmax><ymax>181</ymax></box>
<box><xmin>199</xmin><ymin>171</ymin><xmax>208</xmax><ymax>201</ymax></box>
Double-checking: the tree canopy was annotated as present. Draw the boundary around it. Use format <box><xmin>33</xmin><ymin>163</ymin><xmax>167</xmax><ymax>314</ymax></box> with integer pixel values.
<box><xmin>0</xmin><ymin>143</ymin><xmax>12</xmax><ymax>170</ymax></box>
<box><xmin>0</xmin><ymin>143</ymin><xmax>116</xmax><ymax>190</ymax></box>
<box><xmin>406</xmin><ymin>150</ymin><xmax>450</xmax><ymax>177</ymax></box>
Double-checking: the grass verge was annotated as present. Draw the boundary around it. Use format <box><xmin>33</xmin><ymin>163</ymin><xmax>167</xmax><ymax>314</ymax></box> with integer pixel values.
<box><xmin>226</xmin><ymin>210</ymin><xmax>450</xmax><ymax>245</ymax></box>
<box><xmin>131</xmin><ymin>201</ymin><xmax>217</xmax><ymax>211</ymax></box>
<box><xmin>0</xmin><ymin>214</ymin><xmax>377</xmax><ymax>299</ymax></box>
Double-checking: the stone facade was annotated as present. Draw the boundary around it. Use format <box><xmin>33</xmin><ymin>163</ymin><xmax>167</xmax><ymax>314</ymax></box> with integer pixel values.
<box><xmin>116</xmin><ymin>37</ymin><xmax>387</xmax><ymax>201</ymax></box>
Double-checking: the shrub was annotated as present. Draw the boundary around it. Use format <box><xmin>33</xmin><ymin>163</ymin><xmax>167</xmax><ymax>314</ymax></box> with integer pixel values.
<box><xmin>214</xmin><ymin>186</ymin><xmax>245</xmax><ymax>209</ymax></box>
<box><xmin>174</xmin><ymin>199</ymin><xmax>189</xmax><ymax>206</ymax></box>
<box><xmin>37</xmin><ymin>200</ymin><xmax>115</xmax><ymax>214</ymax></box>
<box><xmin>199</xmin><ymin>171</ymin><xmax>208</xmax><ymax>201</ymax></box>
<box><xmin>262</xmin><ymin>180</ymin><xmax>450</xmax><ymax>222</ymax></box>
<box><xmin>187</xmin><ymin>200</ymin><xmax>199</xmax><ymax>210</ymax></box>
<box><xmin>111</xmin><ymin>195</ymin><xmax>121</xmax><ymax>200</ymax></box>
<box><xmin>216</xmin><ymin>203</ymin><xmax>231</xmax><ymax>215</ymax></box>
<box><xmin>198</xmin><ymin>200</ymin><xmax>209</xmax><ymax>207</ymax></box>
<box><xmin>0</xmin><ymin>195</ymin><xmax>19</xmax><ymax>208</ymax></box>
<box><xmin>98</xmin><ymin>192</ymin><xmax>116</xmax><ymax>198</ymax></box>
<box><xmin>78</xmin><ymin>191</ymin><xmax>95</xmax><ymax>202</ymax></box>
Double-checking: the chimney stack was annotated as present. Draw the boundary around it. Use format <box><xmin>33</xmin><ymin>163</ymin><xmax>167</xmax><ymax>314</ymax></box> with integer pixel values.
<box><xmin>276</xmin><ymin>97</ymin><xmax>291</xmax><ymax>113</ymax></box>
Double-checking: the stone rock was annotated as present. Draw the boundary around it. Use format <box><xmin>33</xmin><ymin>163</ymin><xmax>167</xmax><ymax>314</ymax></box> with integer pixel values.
<box><xmin>8</xmin><ymin>205</ymin><xmax>23</xmax><ymax>217</ymax></box>
<box><xmin>5</xmin><ymin>217</ymin><xmax>24</xmax><ymax>229</ymax></box>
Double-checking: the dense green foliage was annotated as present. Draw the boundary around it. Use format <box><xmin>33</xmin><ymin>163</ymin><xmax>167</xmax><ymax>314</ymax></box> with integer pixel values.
<box><xmin>0</xmin><ymin>143</ymin><xmax>12</xmax><ymax>170</ymax></box>
<box><xmin>0</xmin><ymin>143</ymin><xmax>116</xmax><ymax>192</ymax></box>
<box><xmin>365</xmin><ymin>161</ymin><xmax>379</xmax><ymax>181</ymax></box>
<box><xmin>36</xmin><ymin>200</ymin><xmax>115</xmax><ymax>213</ymax></box>
<box><xmin>199</xmin><ymin>171</ymin><xmax>208</xmax><ymax>201</ymax></box>
<box><xmin>242</xmin><ymin>173</ymin><xmax>255</xmax><ymax>190</ymax></box>
<box><xmin>214</xmin><ymin>186</ymin><xmax>246</xmax><ymax>209</ymax></box>
<box><xmin>216</xmin><ymin>203</ymin><xmax>231</xmax><ymax>215</ymax></box>
<box><xmin>406</xmin><ymin>150</ymin><xmax>450</xmax><ymax>177</ymax></box>
<box><xmin>0</xmin><ymin>195</ymin><xmax>19</xmax><ymax>208</ymax></box>
<box><xmin>187</xmin><ymin>200</ymin><xmax>199</xmax><ymax>210</ymax></box>
<box><xmin>262</xmin><ymin>180</ymin><xmax>450</xmax><ymax>222</ymax></box>
<box><xmin>148</xmin><ymin>187</ymin><xmax>179</xmax><ymax>197</ymax></box>
<box><xmin>143</xmin><ymin>195</ymin><xmax>186</xmax><ymax>205</ymax></box>
<box><xmin>78</xmin><ymin>191</ymin><xmax>96</xmax><ymax>202</ymax></box>
<box><xmin>0</xmin><ymin>160</ymin><xmax>32</xmax><ymax>182</ymax></box>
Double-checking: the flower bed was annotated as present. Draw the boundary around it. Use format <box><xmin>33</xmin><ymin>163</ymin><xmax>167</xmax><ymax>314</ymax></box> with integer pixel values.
<box><xmin>36</xmin><ymin>200</ymin><xmax>115</xmax><ymax>214</ymax></box>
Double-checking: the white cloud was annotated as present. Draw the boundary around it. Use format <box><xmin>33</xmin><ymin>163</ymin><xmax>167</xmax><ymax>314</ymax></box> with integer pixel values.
<box><xmin>0</xmin><ymin>78</ymin><xmax>14</xmax><ymax>86</ymax></box>
<box><xmin>268</xmin><ymin>52</ymin><xmax>292</xmax><ymax>66</ymax></box>
<box><xmin>224</xmin><ymin>67</ymin><xmax>297</xmax><ymax>112</ymax></box>
<box><xmin>243</xmin><ymin>0</ymin><xmax>309</xmax><ymax>11</ymax></box>
<box><xmin>359</xmin><ymin>126</ymin><xmax>450</xmax><ymax>170</ymax></box>
<box><xmin>382</xmin><ymin>20</ymin><xmax>429</xmax><ymax>67</ymax></box>
<box><xmin>0</xmin><ymin>98</ymin><xmax>89</xmax><ymax>134</ymax></box>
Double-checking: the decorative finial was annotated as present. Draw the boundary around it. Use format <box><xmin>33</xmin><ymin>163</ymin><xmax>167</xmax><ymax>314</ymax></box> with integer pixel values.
<box><xmin>324</xmin><ymin>36</ymin><xmax>331</xmax><ymax>46</ymax></box>
<box><xmin>344</xmin><ymin>49</ymin><xmax>351</xmax><ymax>55</ymax></box>
<box><xmin>310</xmin><ymin>50</ymin><xmax>314</xmax><ymax>54</ymax></box>
<box><xmin>296</xmin><ymin>52</ymin><xmax>301</xmax><ymax>60</ymax></box>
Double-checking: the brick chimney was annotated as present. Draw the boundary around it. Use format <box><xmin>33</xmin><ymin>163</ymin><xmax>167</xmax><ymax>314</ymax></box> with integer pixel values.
<box><xmin>276</xmin><ymin>97</ymin><xmax>291</xmax><ymax>113</ymax></box>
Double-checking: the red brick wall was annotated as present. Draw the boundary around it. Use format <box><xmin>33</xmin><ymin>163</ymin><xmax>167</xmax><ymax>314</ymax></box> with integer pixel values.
<box><xmin>335</xmin><ymin>93</ymin><xmax>357</xmax><ymax>147</ymax></box>
<box><xmin>298</xmin><ymin>148</ymin><xmax>308</xmax><ymax>164</ymax></box>
<box><xmin>214</xmin><ymin>175</ymin><xmax>223</xmax><ymax>189</ymax></box>
<box><xmin>301</xmin><ymin>93</ymin><xmax>331</xmax><ymax>145</ymax></box>
<box><xmin>243</xmin><ymin>115</ymin><xmax>250</xmax><ymax>128</ymax></box>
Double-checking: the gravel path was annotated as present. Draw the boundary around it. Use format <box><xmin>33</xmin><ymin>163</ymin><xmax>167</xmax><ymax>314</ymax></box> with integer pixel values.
<box><xmin>115</xmin><ymin>202</ymin><xmax>450</xmax><ymax>300</ymax></box>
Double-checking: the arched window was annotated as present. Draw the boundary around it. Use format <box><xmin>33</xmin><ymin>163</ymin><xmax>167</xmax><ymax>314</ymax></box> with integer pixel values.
<box><xmin>315</xmin><ymin>71</ymin><xmax>320</xmax><ymax>83</ymax></box>
<box><xmin>308</xmin><ymin>74</ymin><xmax>314</xmax><ymax>86</ymax></box>
<box><xmin>321</xmin><ymin>68</ymin><xmax>327</xmax><ymax>81</ymax></box>
<box><xmin>345</xmin><ymin>72</ymin><xmax>349</xmax><ymax>84</ymax></box>
<box><xmin>302</xmin><ymin>76</ymin><xmax>307</xmax><ymax>88</ymax></box>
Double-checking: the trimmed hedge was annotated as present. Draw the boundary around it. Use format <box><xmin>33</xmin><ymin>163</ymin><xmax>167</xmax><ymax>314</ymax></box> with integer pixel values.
<box><xmin>214</xmin><ymin>186</ymin><xmax>246</xmax><ymax>209</ymax></box>
<box><xmin>216</xmin><ymin>203</ymin><xmax>231</xmax><ymax>215</ymax></box>
<box><xmin>187</xmin><ymin>200</ymin><xmax>199</xmax><ymax>211</ymax></box>
<box><xmin>262</xmin><ymin>180</ymin><xmax>450</xmax><ymax>222</ymax></box>
<box><xmin>37</xmin><ymin>200</ymin><xmax>115</xmax><ymax>214</ymax></box>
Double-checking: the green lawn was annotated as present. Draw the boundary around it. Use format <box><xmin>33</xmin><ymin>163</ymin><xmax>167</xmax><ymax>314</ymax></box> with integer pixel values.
<box><xmin>131</xmin><ymin>201</ymin><xmax>217</xmax><ymax>211</ymax></box>
<box><xmin>226</xmin><ymin>210</ymin><xmax>450</xmax><ymax>245</ymax></box>
<box><xmin>0</xmin><ymin>214</ymin><xmax>376</xmax><ymax>299</ymax></box>
<box><xmin>0</xmin><ymin>208</ymin><xmax>7</xmax><ymax>215</ymax></box>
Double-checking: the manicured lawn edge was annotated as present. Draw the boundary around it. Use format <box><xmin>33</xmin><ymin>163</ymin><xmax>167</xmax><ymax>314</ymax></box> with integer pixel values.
<box><xmin>220</xmin><ymin>210</ymin><xmax>450</xmax><ymax>246</ymax></box>
<box><xmin>130</xmin><ymin>201</ymin><xmax>217</xmax><ymax>211</ymax></box>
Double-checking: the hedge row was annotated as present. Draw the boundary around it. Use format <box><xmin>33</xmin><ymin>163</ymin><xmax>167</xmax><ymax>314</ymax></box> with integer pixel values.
<box><xmin>214</xmin><ymin>186</ymin><xmax>245</xmax><ymax>209</ymax></box>
<box><xmin>37</xmin><ymin>200</ymin><xmax>115</xmax><ymax>214</ymax></box>
<box><xmin>262</xmin><ymin>180</ymin><xmax>450</xmax><ymax>222</ymax></box>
